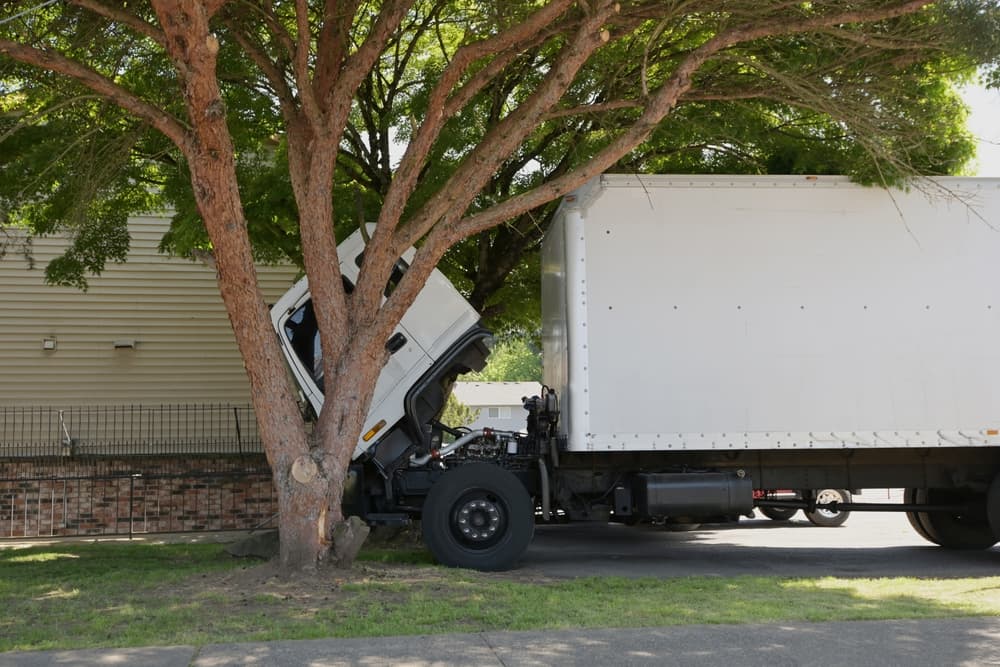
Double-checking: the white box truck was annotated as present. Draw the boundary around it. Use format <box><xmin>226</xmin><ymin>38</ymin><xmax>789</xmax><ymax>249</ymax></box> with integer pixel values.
<box><xmin>272</xmin><ymin>174</ymin><xmax>1000</xmax><ymax>570</ymax></box>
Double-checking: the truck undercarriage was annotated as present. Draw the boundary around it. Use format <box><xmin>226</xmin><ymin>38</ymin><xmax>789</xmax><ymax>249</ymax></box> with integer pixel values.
<box><xmin>347</xmin><ymin>386</ymin><xmax>1000</xmax><ymax>570</ymax></box>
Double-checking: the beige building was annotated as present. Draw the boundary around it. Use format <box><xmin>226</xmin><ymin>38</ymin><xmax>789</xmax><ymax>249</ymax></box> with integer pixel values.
<box><xmin>0</xmin><ymin>214</ymin><xmax>299</xmax><ymax>454</ymax></box>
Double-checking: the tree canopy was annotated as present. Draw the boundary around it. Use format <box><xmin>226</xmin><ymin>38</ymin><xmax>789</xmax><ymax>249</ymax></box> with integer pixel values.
<box><xmin>3</xmin><ymin>1</ymin><xmax>994</xmax><ymax>321</ymax></box>
<box><xmin>466</xmin><ymin>338</ymin><xmax>542</xmax><ymax>382</ymax></box>
<box><xmin>3</xmin><ymin>0</ymin><xmax>999</xmax><ymax>570</ymax></box>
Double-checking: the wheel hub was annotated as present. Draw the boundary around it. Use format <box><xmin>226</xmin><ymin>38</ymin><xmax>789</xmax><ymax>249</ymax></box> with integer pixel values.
<box><xmin>457</xmin><ymin>499</ymin><xmax>501</xmax><ymax>542</ymax></box>
<box><xmin>814</xmin><ymin>489</ymin><xmax>843</xmax><ymax>517</ymax></box>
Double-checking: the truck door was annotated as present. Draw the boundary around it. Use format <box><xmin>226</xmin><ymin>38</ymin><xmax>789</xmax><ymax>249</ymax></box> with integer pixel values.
<box><xmin>276</xmin><ymin>295</ymin><xmax>431</xmax><ymax>436</ymax></box>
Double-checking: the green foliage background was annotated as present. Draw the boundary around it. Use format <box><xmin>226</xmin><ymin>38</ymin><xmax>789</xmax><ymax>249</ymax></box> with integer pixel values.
<box><xmin>2</xmin><ymin>0</ymin><xmax>998</xmax><ymax>325</ymax></box>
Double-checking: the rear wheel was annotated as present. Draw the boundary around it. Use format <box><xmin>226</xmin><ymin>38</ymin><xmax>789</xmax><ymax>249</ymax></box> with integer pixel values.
<box><xmin>760</xmin><ymin>506</ymin><xmax>799</xmax><ymax>521</ymax></box>
<box><xmin>421</xmin><ymin>463</ymin><xmax>534</xmax><ymax>571</ymax></box>
<box><xmin>904</xmin><ymin>488</ymin><xmax>937</xmax><ymax>544</ymax></box>
<box><xmin>805</xmin><ymin>489</ymin><xmax>851</xmax><ymax>527</ymax></box>
<box><xmin>915</xmin><ymin>488</ymin><xmax>997</xmax><ymax>550</ymax></box>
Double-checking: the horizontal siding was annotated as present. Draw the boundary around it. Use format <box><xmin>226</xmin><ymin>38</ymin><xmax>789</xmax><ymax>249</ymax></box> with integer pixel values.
<box><xmin>0</xmin><ymin>215</ymin><xmax>299</xmax><ymax>407</ymax></box>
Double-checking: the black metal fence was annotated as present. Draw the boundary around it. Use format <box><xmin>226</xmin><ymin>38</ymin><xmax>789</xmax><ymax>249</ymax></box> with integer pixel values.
<box><xmin>0</xmin><ymin>403</ymin><xmax>263</xmax><ymax>458</ymax></box>
<box><xmin>0</xmin><ymin>404</ymin><xmax>275</xmax><ymax>539</ymax></box>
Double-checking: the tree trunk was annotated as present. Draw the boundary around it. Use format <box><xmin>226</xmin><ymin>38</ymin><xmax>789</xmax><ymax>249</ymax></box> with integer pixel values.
<box><xmin>273</xmin><ymin>463</ymin><xmax>331</xmax><ymax>570</ymax></box>
<box><xmin>189</xmin><ymin>156</ymin><xmax>328</xmax><ymax>570</ymax></box>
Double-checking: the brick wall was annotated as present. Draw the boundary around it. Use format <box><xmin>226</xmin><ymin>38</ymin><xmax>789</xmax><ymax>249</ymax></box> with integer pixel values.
<box><xmin>0</xmin><ymin>456</ymin><xmax>277</xmax><ymax>538</ymax></box>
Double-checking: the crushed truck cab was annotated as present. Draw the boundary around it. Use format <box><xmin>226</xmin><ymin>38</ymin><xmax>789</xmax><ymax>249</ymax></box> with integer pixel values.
<box><xmin>273</xmin><ymin>176</ymin><xmax>1000</xmax><ymax>571</ymax></box>
<box><xmin>270</xmin><ymin>229</ymin><xmax>490</xmax><ymax>462</ymax></box>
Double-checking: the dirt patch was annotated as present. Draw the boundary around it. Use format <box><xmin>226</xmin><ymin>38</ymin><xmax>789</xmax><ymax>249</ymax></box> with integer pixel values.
<box><xmin>149</xmin><ymin>525</ymin><xmax>558</xmax><ymax>636</ymax></box>
<box><xmin>165</xmin><ymin>551</ymin><xmax>555</xmax><ymax>618</ymax></box>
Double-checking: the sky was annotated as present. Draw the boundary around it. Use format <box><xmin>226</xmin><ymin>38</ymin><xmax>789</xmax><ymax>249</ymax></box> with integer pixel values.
<box><xmin>961</xmin><ymin>83</ymin><xmax>1000</xmax><ymax>177</ymax></box>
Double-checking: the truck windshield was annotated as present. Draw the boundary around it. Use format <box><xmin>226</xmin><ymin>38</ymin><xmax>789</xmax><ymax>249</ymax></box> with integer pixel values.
<box><xmin>283</xmin><ymin>300</ymin><xmax>324</xmax><ymax>392</ymax></box>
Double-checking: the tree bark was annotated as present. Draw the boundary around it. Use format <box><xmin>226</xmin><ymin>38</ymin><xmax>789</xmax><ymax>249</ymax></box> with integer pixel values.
<box><xmin>152</xmin><ymin>0</ymin><xmax>335</xmax><ymax>570</ymax></box>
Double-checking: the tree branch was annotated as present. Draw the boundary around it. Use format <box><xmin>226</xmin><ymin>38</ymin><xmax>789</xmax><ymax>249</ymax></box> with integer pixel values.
<box><xmin>233</xmin><ymin>0</ymin><xmax>296</xmax><ymax>60</ymax></box>
<box><xmin>68</xmin><ymin>0</ymin><xmax>167</xmax><ymax>48</ymax></box>
<box><xmin>220</xmin><ymin>13</ymin><xmax>297</xmax><ymax>117</ymax></box>
<box><xmin>324</xmin><ymin>0</ymin><xmax>413</xmax><ymax>132</ymax></box>
<box><xmin>398</xmin><ymin>1</ymin><xmax>620</xmax><ymax>251</ymax></box>
<box><xmin>293</xmin><ymin>0</ymin><xmax>322</xmax><ymax>126</ymax></box>
<box><xmin>0</xmin><ymin>40</ymin><xmax>190</xmax><ymax>150</ymax></box>
<box><xmin>451</xmin><ymin>0</ymin><xmax>935</xmax><ymax>241</ymax></box>
<box><xmin>314</xmin><ymin>0</ymin><xmax>363</xmax><ymax>104</ymax></box>
<box><xmin>369</xmin><ymin>2</ymin><xmax>621</xmax><ymax>343</ymax></box>
<box><xmin>364</xmin><ymin>0</ymin><xmax>578</xmax><ymax>295</ymax></box>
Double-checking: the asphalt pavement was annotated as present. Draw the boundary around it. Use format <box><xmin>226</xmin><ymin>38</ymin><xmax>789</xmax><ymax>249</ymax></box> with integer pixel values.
<box><xmin>3</xmin><ymin>618</ymin><xmax>1000</xmax><ymax>666</ymax></box>
<box><xmin>520</xmin><ymin>489</ymin><xmax>1000</xmax><ymax>579</ymax></box>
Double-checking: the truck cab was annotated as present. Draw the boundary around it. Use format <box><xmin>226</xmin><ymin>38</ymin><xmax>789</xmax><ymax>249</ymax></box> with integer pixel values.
<box><xmin>270</xmin><ymin>229</ymin><xmax>490</xmax><ymax>463</ymax></box>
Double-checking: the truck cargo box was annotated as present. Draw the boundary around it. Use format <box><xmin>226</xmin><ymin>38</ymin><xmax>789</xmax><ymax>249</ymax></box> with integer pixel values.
<box><xmin>542</xmin><ymin>175</ymin><xmax>1000</xmax><ymax>453</ymax></box>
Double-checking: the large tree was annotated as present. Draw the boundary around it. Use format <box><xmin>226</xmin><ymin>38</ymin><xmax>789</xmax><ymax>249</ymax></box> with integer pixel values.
<box><xmin>2</xmin><ymin>0</ymin><xmax>998</xmax><ymax>570</ymax></box>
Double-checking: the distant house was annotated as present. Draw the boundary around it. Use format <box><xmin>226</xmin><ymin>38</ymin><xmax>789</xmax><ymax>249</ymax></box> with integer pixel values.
<box><xmin>452</xmin><ymin>381</ymin><xmax>542</xmax><ymax>432</ymax></box>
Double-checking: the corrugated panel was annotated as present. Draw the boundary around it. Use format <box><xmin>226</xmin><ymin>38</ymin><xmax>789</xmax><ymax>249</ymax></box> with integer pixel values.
<box><xmin>0</xmin><ymin>215</ymin><xmax>300</xmax><ymax>407</ymax></box>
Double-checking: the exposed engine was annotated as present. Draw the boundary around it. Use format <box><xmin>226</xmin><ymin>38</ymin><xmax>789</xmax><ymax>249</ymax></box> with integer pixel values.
<box><xmin>409</xmin><ymin>387</ymin><xmax>559</xmax><ymax>469</ymax></box>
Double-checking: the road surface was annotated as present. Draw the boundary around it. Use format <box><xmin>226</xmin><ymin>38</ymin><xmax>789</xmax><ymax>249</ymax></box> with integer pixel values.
<box><xmin>522</xmin><ymin>489</ymin><xmax>1000</xmax><ymax>578</ymax></box>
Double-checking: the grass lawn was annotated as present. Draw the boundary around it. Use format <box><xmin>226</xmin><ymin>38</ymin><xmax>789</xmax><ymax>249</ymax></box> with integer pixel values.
<box><xmin>2</xmin><ymin>540</ymin><xmax>1000</xmax><ymax>652</ymax></box>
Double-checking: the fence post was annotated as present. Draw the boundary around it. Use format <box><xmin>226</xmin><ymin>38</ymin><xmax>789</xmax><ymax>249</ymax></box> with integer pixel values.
<box><xmin>129</xmin><ymin>474</ymin><xmax>135</xmax><ymax>540</ymax></box>
<box><xmin>233</xmin><ymin>406</ymin><xmax>243</xmax><ymax>456</ymax></box>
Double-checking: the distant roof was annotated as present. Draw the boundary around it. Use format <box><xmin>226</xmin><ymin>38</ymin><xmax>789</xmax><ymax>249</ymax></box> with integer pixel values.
<box><xmin>453</xmin><ymin>382</ymin><xmax>543</xmax><ymax>407</ymax></box>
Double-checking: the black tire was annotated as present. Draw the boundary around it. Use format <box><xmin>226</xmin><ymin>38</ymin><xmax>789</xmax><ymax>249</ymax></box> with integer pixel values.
<box><xmin>805</xmin><ymin>489</ymin><xmax>851</xmax><ymax>527</ymax></box>
<box><xmin>760</xmin><ymin>506</ymin><xmax>799</xmax><ymax>521</ymax></box>
<box><xmin>988</xmin><ymin>475</ymin><xmax>1000</xmax><ymax>541</ymax></box>
<box><xmin>904</xmin><ymin>488</ymin><xmax>937</xmax><ymax>545</ymax></box>
<box><xmin>663</xmin><ymin>520</ymin><xmax>702</xmax><ymax>532</ymax></box>
<box><xmin>421</xmin><ymin>463</ymin><xmax>534</xmax><ymax>571</ymax></box>
<box><xmin>915</xmin><ymin>488</ymin><xmax>997</xmax><ymax>550</ymax></box>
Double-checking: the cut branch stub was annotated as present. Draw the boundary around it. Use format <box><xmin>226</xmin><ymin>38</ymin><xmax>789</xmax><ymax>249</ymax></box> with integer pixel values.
<box><xmin>291</xmin><ymin>455</ymin><xmax>319</xmax><ymax>484</ymax></box>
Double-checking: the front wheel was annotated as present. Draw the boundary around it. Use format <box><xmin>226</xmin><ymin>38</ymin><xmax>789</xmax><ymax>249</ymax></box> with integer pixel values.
<box><xmin>805</xmin><ymin>489</ymin><xmax>851</xmax><ymax>527</ymax></box>
<box><xmin>421</xmin><ymin>463</ymin><xmax>534</xmax><ymax>571</ymax></box>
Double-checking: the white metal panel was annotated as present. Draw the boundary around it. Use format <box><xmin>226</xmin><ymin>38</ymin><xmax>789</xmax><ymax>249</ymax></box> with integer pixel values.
<box><xmin>403</xmin><ymin>268</ymin><xmax>481</xmax><ymax>359</ymax></box>
<box><xmin>546</xmin><ymin>175</ymin><xmax>1000</xmax><ymax>451</ymax></box>
<box><xmin>453</xmin><ymin>382</ymin><xmax>542</xmax><ymax>407</ymax></box>
<box><xmin>561</xmin><ymin>206</ymin><xmax>594</xmax><ymax>452</ymax></box>
<box><xmin>541</xmin><ymin>214</ymin><xmax>569</xmax><ymax>429</ymax></box>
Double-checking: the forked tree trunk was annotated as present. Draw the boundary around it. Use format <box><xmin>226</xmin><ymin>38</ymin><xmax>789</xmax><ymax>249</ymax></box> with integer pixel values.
<box><xmin>184</xmin><ymin>152</ymin><xmax>339</xmax><ymax>570</ymax></box>
<box><xmin>187</xmin><ymin>125</ymin><xmax>380</xmax><ymax>570</ymax></box>
<box><xmin>148</xmin><ymin>1</ymin><xmax>357</xmax><ymax>572</ymax></box>
<box><xmin>263</xmin><ymin>333</ymin><xmax>385</xmax><ymax>570</ymax></box>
